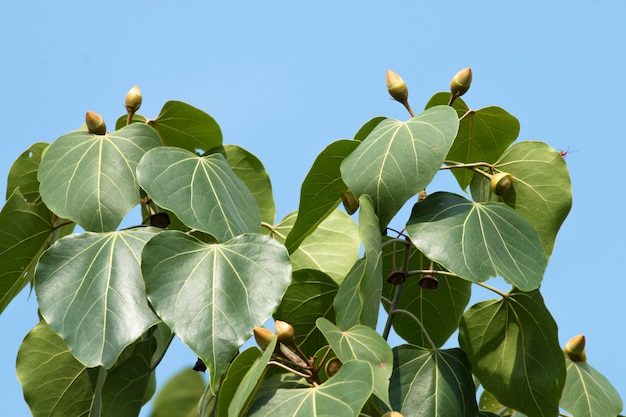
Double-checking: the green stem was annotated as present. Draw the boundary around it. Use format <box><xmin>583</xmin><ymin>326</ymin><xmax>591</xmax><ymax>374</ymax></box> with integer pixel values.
<box><xmin>382</xmin><ymin>239</ymin><xmax>411</xmax><ymax>340</ymax></box>
<box><xmin>475</xmin><ymin>281</ymin><xmax>509</xmax><ymax>298</ymax></box>
<box><xmin>268</xmin><ymin>360</ymin><xmax>312</xmax><ymax>379</ymax></box>
<box><xmin>441</xmin><ymin>160</ymin><xmax>494</xmax><ymax>172</ymax></box>
<box><xmin>405</xmin><ymin>269</ymin><xmax>460</xmax><ymax>278</ymax></box>
<box><xmin>393</xmin><ymin>309</ymin><xmax>437</xmax><ymax>350</ymax></box>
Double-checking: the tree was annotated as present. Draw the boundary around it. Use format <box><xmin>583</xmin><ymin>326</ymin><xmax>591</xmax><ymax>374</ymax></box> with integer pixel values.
<box><xmin>1</xmin><ymin>69</ymin><xmax>622</xmax><ymax>417</ymax></box>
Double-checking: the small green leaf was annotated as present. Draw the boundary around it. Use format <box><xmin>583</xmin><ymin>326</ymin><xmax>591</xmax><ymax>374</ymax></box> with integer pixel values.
<box><xmin>458</xmin><ymin>289</ymin><xmax>566</xmax><ymax>417</ymax></box>
<box><xmin>149</xmin><ymin>100</ymin><xmax>222</xmax><ymax>153</ymax></box>
<box><xmin>341</xmin><ymin>106</ymin><xmax>459</xmax><ymax>228</ymax></box>
<box><xmin>137</xmin><ymin>147</ymin><xmax>261</xmax><ymax>241</ymax></box>
<box><xmin>390</xmin><ymin>345</ymin><xmax>478</xmax><ymax>416</ymax></box>
<box><xmin>560</xmin><ymin>356</ymin><xmax>623</xmax><ymax>417</ymax></box>
<box><xmin>406</xmin><ymin>192</ymin><xmax>547</xmax><ymax>291</ymax></box>
<box><xmin>35</xmin><ymin>228</ymin><xmax>162</xmax><ymax>368</ymax></box>
<box><xmin>150</xmin><ymin>369</ymin><xmax>206</xmax><ymax>417</ymax></box>
<box><xmin>38</xmin><ymin>123</ymin><xmax>162</xmax><ymax>232</ymax></box>
<box><xmin>142</xmin><ymin>231</ymin><xmax>292</xmax><ymax>391</ymax></box>
<box><xmin>317</xmin><ymin>318</ymin><xmax>392</xmax><ymax>409</ymax></box>
<box><xmin>284</xmin><ymin>139</ymin><xmax>359</xmax><ymax>253</ymax></box>
<box><xmin>247</xmin><ymin>360</ymin><xmax>374</xmax><ymax>417</ymax></box>
<box><xmin>6</xmin><ymin>142</ymin><xmax>48</xmax><ymax>202</ymax></box>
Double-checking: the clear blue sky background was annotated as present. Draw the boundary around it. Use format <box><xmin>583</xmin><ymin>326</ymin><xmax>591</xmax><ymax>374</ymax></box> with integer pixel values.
<box><xmin>1</xmin><ymin>1</ymin><xmax>625</xmax><ymax>416</ymax></box>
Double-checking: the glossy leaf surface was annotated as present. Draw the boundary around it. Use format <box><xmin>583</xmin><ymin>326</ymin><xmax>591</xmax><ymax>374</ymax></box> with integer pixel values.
<box><xmin>390</xmin><ymin>345</ymin><xmax>478</xmax><ymax>416</ymax></box>
<box><xmin>137</xmin><ymin>147</ymin><xmax>261</xmax><ymax>241</ymax></box>
<box><xmin>458</xmin><ymin>290</ymin><xmax>566</xmax><ymax>417</ymax></box>
<box><xmin>406</xmin><ymin>192</ymin><xmax>547</xmax><ymax>291</ymax></box>
<box><xmin>38</xmin><ymin>123</ymin><xmax>162</xmax><ymax>232</ymax></box>
<box><xmin>142</xmin><ymin>231</ymin><xmax>291</xmax><ymax>390</ymax></box>
<box><xmin>341</xmin><ymin>105</ymin><xmax>459</xmax><ymax>228</ymax></box>
<box><xmin>150</xmin><ymin>369</ymin><xmax>205</xmax><ymax>417</ymax></box>
<box><xmin>6</xmin><ymin>142</ymin><xmax>48</xmax><ymax>202</ymax></box>
<box><xmin>35</xmin><ymin>228</ymin><xmax>161</xmax><ymax>368</ymax></box>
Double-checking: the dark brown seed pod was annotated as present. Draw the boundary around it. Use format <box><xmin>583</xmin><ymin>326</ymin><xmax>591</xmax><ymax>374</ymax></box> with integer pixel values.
<box><xmin>386</xmin><ymin>270</ymin><xmax>406</xmax><ymax>285</ymax></box>
<box><xmin>419</xmin><ymin>274</ymin><xmax>439</xmax><ymax>290</ymax></box>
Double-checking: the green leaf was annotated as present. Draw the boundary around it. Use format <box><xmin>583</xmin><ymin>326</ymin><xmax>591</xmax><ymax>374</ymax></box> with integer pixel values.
<box><xmin>115</xmin><ymin>113</ymin><xmax>147</xmax><ymax>130</ymax></box>
<box><xmin>390</xmin><ymin>345</ymin><xmax>478</xmax><ymax>417</ymax></box>
<box><xmin>334</xmin><ymin>195</ymin><xmax>382</xmax><ymax>329</ymax></box>
<box><xmin>223</xmin><ymin>144</ymin><xmax>276</xmax><ymax>225</ymax></box>
<box><xmin>470</xmin><ymin>141</ymin><xmax>572</xmax><ymax>257</ymax></box>
<box><xmin>341</xmin><ymin>106</ymin><xmax>459</xmax><ymax>228</ymax></box>
<box><xmin>478</xmin><ymin>390</ymin><xmax>512</xmax><ymax>415</ymax></box>
<box><xmin>17</xmin><ymin>321</ymin><xmax>155</xmax><ymax>417</ymax></box>
<box><xmin>35</xmin><ymin>227</ymin><xmax>161</xmax><ymax>368</ymax></box>
<box><xmin>458</xmin><ymin>289</ymin><xmax>566</xmax><ymax>417</ymax></box>
<box><xmin>426</xmin><ymin>92</ymin><xmax>520</xmax><ymax>190</ymax></box>
<box><xmin>274</xmin><ymin>269</ymin><xmax>338</xmax><ymax>355</ymax></box>
<box><xmin>6</xmin><ymin>142</ymin><xmax>48</xmax><ymax>202</ymax></box>
<box><xmin>560</xmin><ymin>356</ymin><xmax>623</xmax><ymax>417</ymax></box>
<box><xmin>148</xmin><ymin>100</ymin><xmax>222</xmax><ymax>153</ymax></box>
<box><xmin>354</xmin><ymin>116</ymin><xmax>388</xmax><ymax>142</ymax></box>
<box><xmin>150</xmin><ymin>369</ymin><xmax>206</xmax><ymax>417</ymax></box>
<box><xmin>38</xmin><ymin>123</ymin><xmax>163</xmax><ymax>232</ymax></box>
<box><xmin>284</xmin><ymin>139</ymin><xmax>359</xmax><ymax>253</ymax></box>
<box><xmin>247</xmin><ymin>360</ymin><xmax>374</xmax><ymax>417</ymax></box>
<box><xmin>142</xmin><ymin>231</ymin><xmax>292</xmax><ymax>390</ymax></box>
<box><xmin>317</xmin><ymin>318</ymin><xmax>392</xmax><ymax>409</ymax></box>
<box><xmin>137</xmin><ymin>147</ymin><xmax>261</xmax><ymax>241</ymax></box>
<box><xmin>406</xmin><ymin>192</ymin><xmax>547</xmax><ymax>291</ymax></box>
<box><xmin>381</xmin><ymin>241</ymin><xmax>471</xmax><ymax>348</ymax></box>
<box><xmin>274</xmin><ymin>209</ymin><xmax>359</xmax><ymax>285</ymax></box>
<box><xmin>0</xmin><ymin>190</ymin><xmax>54</xmax><ymax>314</ymax></box>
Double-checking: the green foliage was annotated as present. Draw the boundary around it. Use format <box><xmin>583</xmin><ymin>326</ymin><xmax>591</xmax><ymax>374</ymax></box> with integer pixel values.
<box><xmin>2</xmin><ymin>70</ymin><xmax>621</xmax><ymax>417</ymax></box>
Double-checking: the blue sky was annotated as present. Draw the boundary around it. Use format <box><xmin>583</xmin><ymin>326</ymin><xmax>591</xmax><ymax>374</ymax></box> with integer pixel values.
<box><xmin>1</xmin><ymin>1</ymin><xmax>625</xmax><ymax>415</ymax></box>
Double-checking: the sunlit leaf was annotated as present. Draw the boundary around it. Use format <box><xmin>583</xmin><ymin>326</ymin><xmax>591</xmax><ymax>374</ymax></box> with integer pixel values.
<box><xmin>406</xmin><ymin>192</ymin><xmax>546</xmax><ymax>291</ymax></box>
<box><xmin>148</xmin><ymin>100</ymin><xmax>222</xmax><ymax>153</ymax></box>
<box><xmin>390</xmin><ymin>345</ymin><xmax>478</xmax><ymax>416</ymax></box>
<box><xmin>284</xmin><ymin>139</ymin><xmax>359</xmax><ymax>253</ymax></box>
<box><xmin>137</xmin><ymin>147</ymin><xmax>261</xmax><ymax>241</ymax></box>
<box><xmin>6</xmin><ymin>142</ymin><xmax>48</xmax><ymax>202</ymax></box>
<box><xmin>458</xmin><ymin>289</ymin><xmax>566</xmax><ymax>417</ymax></box>
<box><xmin>247</xmin><ymin>360</ymin><xmax>373</xmax><ymax>417</ymax></box>
<box><xmin>142</xmin><ymin>231</ymin><xmax>291</xmax><ymax>391</ymax></box>
<box><xmin>470</xmin><ymin>141</ymin><xmax>572</xmax><ymax>257</ymax></box>
<box><xmin>115</xmin><ymin>113</ymin><xmax>147</xmax><ymax>130</ymax></box>
<box><xmin>38</xmin><ymin>123</ymin><xmax>162</xmax><ymax>232</ymax></box>
<box><xmin>341</xmin><ymin>106</ymin><xmax>459</xmax><ymax>228</ymax></box>
<box><xmin>35</xmin><ymin>227</ymin><xmax>161</xmax><ymax>368</ymax></box>
<box><xmin>354</xmin><ymin>116</ymin><xmax>387</xmax><ymax>142</ymax></box>
<box><xmin>150</xmin><ymin>369</ymin><xmax>206</xmax><ymax>417</ymax></box>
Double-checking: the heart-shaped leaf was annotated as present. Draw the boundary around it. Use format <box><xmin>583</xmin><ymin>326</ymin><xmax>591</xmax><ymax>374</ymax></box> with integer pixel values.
<box><xmin>390</xmin><ymin>345</ymin><xmax>478</xmax><ymax>416</ymax></box>
<box><xmin>247</xmin><ymin>360</ymin><xmax>373</xmax><ymax>417</ymax></box>
<box><xmin>354</xmin><ymin>116</ymin><xmax>387</xmax><ymax>142</ymax></box>
<box><xmin>142</xmin><ymin>231</ymin><xmax>292</xmax><ymax>390</ymax></box>
<box><xmin>148</xmin><ymin>100</ymin><xmax>222</xmax><ymax>153</ymax></box>
<box><xmin>150</xmin><ymin>369</ymin><xmax>206</xmax><ymax>417</ymax></box>
<box><xmin>560</xmin><ymin>357</ymin><xmax>623</xmax><ymax>417</ymax></box>
<box><xmin>458</xmin><ymin>289</ymin><xmax>566</xmax><ymax>417</ymax></box>
<box><xmin>35</xmin><ymin>227</ymin><xmax>161</xmax><ymax>368</ymax></box>
<box><xmin>406</xmin><ymin>192</ymin><xmax>547</xmax><ymax>291</ymax></box>
<box><xmin>317</xmin><ymin>318</ymin><xmax>392</xmax><ymax>408</ymax></box>
<box><xmin>6</xmin><ymin>142</ymin><xmax>49</xmax><ymax>202</ymax></box>
<box><xmin>284</xmin><ymin>139</ymin><xmax>359</xmax><ymax>253</ymax></box>
<box><xmin>341</xmin><ymin>105</ymin><xmax>459</xmax><ymax>228</ymax></box>
<box><xmin>470</xmin><ymin>141</ymin><xmax>572</xmax><ymax>257</ymax></box>
<box><xmin>137</xmin><ymin>147</ymin><xmax>261</xmax><ymax>241</ymax></box>
<box><xmin>38</xmin><ymin>123</ymin><xmax>163</xmax><ymax>232</ymax></box>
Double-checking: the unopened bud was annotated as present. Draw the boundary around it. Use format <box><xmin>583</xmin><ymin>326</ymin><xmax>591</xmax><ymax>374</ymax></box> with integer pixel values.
<box><xmin>275</xmin><ymin>320</ymin><xmax>296</xmax><ymax>346</ymax></box>
<box><xmin>564</xmin><ymin>334</ymin><xmax>587</xmax><ymax>362</ymax></box>
<box><xmin>85</xmin><ymin>111</ymin><xmax>107</xmax><ymax>135</ymax></box>
<box><xmin>325</xmin><ymin>358</ymin><xmax>342</xmax><ymax>377</ymax></box>
<box><xmin>490</xmin><ymin>172</ymin><xmax>513</xmax><ymax>196</ymax></box>
<box><xmin>253</xmin><ymin>327</ymin><xmax>274</xmax><ymax>351</ymax></box>
<box><xmin>125</xmin><ymin>85</ymin><xmax>143</xmax><ymax>113</ymax></box>
<box><xmin>382</xmin><ymin>412</ymin><xmax>405</xmax><ymax>417</ymax></box>
<box><xmin>341</xmin><ymin>190</ymin><xmax>359</xmax><ymax>215</ymax></box>
<box><xmin>450</xmin><ymin>67</ymin><xmax>472</xmax><ymax>99</ymax></box>
<box><xmin>386</xmin><ymin>70</ymin><xmax>409</xmax><ymax>103</ymax></box>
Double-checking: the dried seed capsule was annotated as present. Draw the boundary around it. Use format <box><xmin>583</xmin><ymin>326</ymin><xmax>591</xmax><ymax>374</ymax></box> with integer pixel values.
<box><xmin>419</xmin><ymin>274</ymin><xmax>439</xmax><ymax>290</ymax></box>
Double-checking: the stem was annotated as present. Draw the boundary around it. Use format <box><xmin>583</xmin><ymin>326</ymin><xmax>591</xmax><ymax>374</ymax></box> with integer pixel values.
<box><xmin>382</xmin><ymin>238</ymin><xmax>411</xmax><ymax>340</ymax></box>
<box><xmin>459</xmin><ymin>108</ymin><xmax>473</xmax><ymax>121</ymax></box>
<box><xmin>475</xmin><ymin>281</ymin><xmax>509</xmax><ymax>298</ymax></box>
<box><xmin>381</xmin><ymin>238</ymin><xmax>410</xmax><ymax>248</ymax></box>
<box><xmin>268</xmin><ymin>360</ymin><xmax>312</xmax><ymax>379</ymax></box>
<box><xmin>405</xmin><ymin>269</ymin><xmax>460</xmax><ymax>278</ymax></box>
<box><xmin>393</xmin><ymin>309</ymin><xmax>436</xmax><ymax>350</ymax></box>
<box><xmin>441</xmin><ymin>160</ymin><xmax>494</xmax><ymax>171</ymax></box>
<box><xmin>51</xmin><ymin>220</ymin><xmax>74</xmax><ymax>232</ymax></box>
<box><xmin>126</xmin><ymin>110</ymin><xmax>135</xmax><ymax>126</ymax></box>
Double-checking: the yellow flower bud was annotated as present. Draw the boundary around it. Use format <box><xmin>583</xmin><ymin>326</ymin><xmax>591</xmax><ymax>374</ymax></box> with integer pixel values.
<box><xmin>325</xmin><ymin>357</ymin><xmax>342</xmax><ymax>377</ymax></box>
<box><xmin>85</xmin><ymin>111</ymin><xmax>107</xmax><ymax>135</ymax></box>
<box><xmin>490</xmin><ymin>172</ymin><xmax>513</xmax><ymax>196</ymax></box>
<box><xmin>341</xmin><ymin>190</ymin><xmax>359</xmax><ymax>215</ymax></box>
<box><xmin>275</xmin><ymin>320</ymin><xmax>296</xmax><ymax>346</ymax></box>
<box><xmin>450</xmin><ymin>67</ymin><xmax>472</xmax><ymax>98</ymax></box>
<box><xmin>253</xmin><ymin>327</ymin><xmax>274</xmax><ymax>351</ymax></box>
<box><xmin>564</xmin><ymin>334</ymin><xmax>587</xmax><ymax>362</ymax></box>
<box><xmin>125</xmin><ymin>85</ymin><xmax>143</xmax><ymax>114</ymax></box>
<box><xmin>382</xmin><ymin>412</ymin><xmax>405</xmax><ymax>417</ymax></box>
<box><xmin>386</xmin><ymin>70</ymin><xmax>409</xmax><ymax>103</ymax></box>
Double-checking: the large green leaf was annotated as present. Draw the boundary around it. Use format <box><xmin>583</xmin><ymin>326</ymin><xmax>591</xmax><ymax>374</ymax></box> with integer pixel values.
<box><xmin>470</xmin><ymin>141</ymin><xmax>572</xmax><ymax>257</ymax></box>
<box><xmin>35</xmin><ymin>227</ymin><xmax>161</xmax><ymax>368</ymax></box>
<box><xmin>381</xmin><ymin>241</ymin><xmax>471</xmax><ymax>348</ymax></box>
<box><xmin>341</xmin><ymin>105</ymin><xmax>459</xmax><ymax>228</ymax></box>
<box><xmin>390</xmin><ymin>345</ymin><xmax>478</xmax><ymax>416</ymax></box>
<box><xmin>274</xmin><ymin>209</ymin><xmax>359</xmax><ymax>285</ymax></box>
<box><xmin>334</xmin><ymin>195</ymin><xmax>382</xmax><ymax>329</ymax></box>
<box><xmin>17</xmin><ymin>321</ymin><xmax>155</xmax><ymax>417</ymax></box>
<box><xmin>0</xmin><ymin>189</ymin><xmax>54</xmax><ymax>314</ymax></box>
<box><xmin>274</xmin><ymin>269</ymin><xmax>338</xmax><ymax>355</ymax></box>
<box><xmin>148</xmin><ymin>100</ymin><xmax>222</xmax><ymax>153</ymax></box>
<box><xmin>458</xmin><ymin>289</ymin><xmax>566</xmax><ymax>417</ymax></box>
<box><xmin>560</xmin><ymin>356</ymin><xmax>623</xmax><ymax>417</ymax></box>
<box><xmin>223</xmin><ymin>144</ymin><xmax>276</xmax><ymax>225</ymax></box>
<box><xmin>150</xmin><ymin>369</ymin><xmax>206</xmax><ymax>417</ymax></box>
<box><xmin>284</xmin><ymin>139</ymin><xmax>359</xmax><ymax>253</ymax></box>
<box><xmin>317</xmin><ymin>318</ymin><xmax>392</xmax><ymax>409</ymax></box>
<box><xmin>142</xmin><ymin>231</ymin><xmax>292</xmax><ymax>390</ymax></box>
<box><xmin>354</xmin><ymin>116</ymin><xmax>388</xmax><ymax>142</ymax></box>
<box><xmin>406</xmin><ymin>192</ymin><xmax>547</xmax><ymax>291</ymax></box>
<box><xmin>6</xmin><ymin>142</ymin><xmax>48</xmax><ymax>202</ymax></box>
<box><xmin>247</xmin><ymin>360</ymin><xmax>374</xmax><ymax>417</ymax></box>
<box><xmin>137</xmin><ymin>147</ymin><xmax>261</xmax><ymax>242</ymax></box>
<box><xmin>37</xmin><ymin>123</ymin><xmax>162</xmax><ymax>232</ymax></box>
